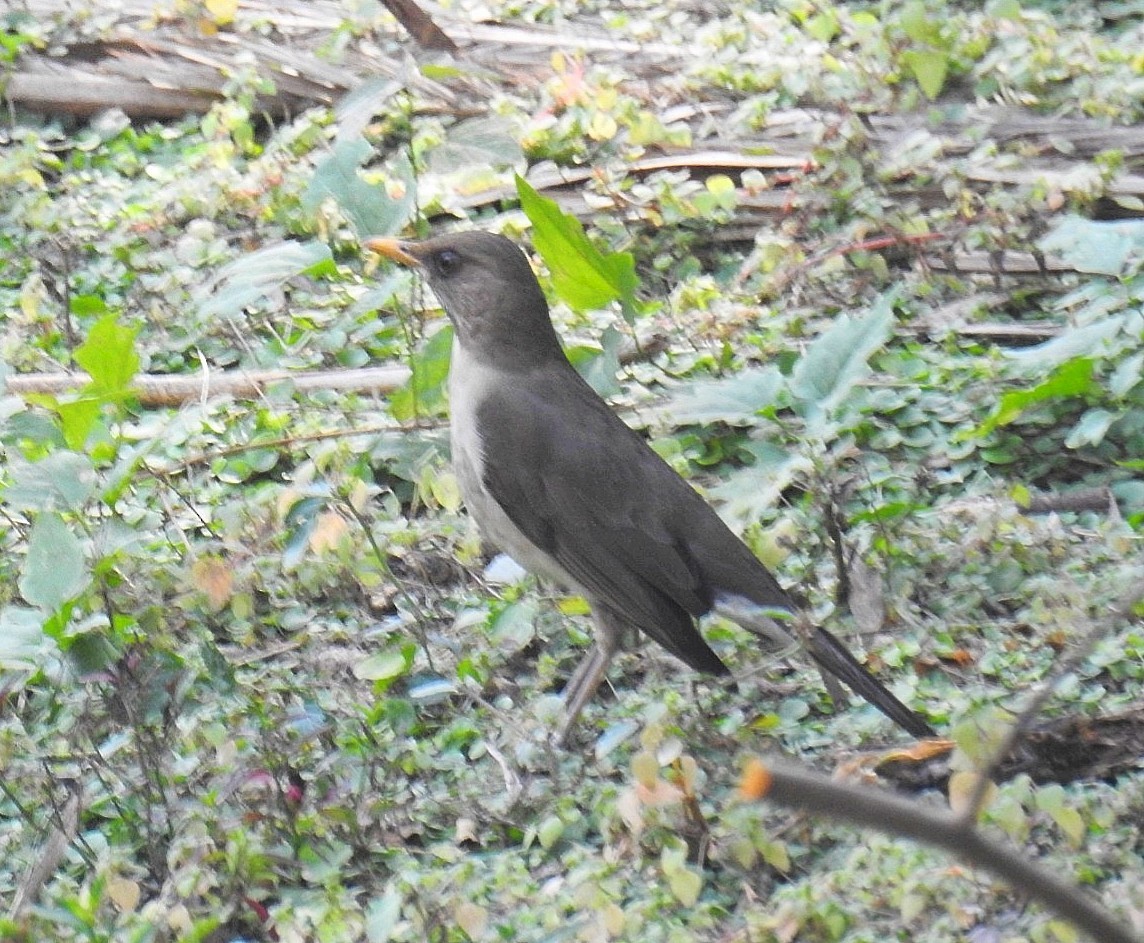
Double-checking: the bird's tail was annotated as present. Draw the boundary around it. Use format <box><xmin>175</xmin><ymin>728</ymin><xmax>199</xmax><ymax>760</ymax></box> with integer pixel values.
<box><xmin>808</xmin><ymin>626</ymin><xmax>935</xmax><ymax>738</ymax></box>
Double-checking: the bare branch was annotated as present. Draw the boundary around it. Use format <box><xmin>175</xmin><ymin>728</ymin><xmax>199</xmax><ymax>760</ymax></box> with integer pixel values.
<box><xmin>743</xmin><ymin>756</ymin><xmax>1142</xmax><ymax>943</ymax></box>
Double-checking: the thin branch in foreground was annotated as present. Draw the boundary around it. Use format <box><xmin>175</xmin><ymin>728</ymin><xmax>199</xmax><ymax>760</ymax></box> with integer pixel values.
<box><xmin>741</xmin><ymin>756</ymin><xmax>1142</xmax><ymax>943</ymax></box>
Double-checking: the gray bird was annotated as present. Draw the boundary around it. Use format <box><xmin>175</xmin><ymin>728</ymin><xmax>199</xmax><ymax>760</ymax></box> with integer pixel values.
<box><xmin>367</xmin><ymin>231</ymin><xmax>933</xmax><ymax>742</ymax></box>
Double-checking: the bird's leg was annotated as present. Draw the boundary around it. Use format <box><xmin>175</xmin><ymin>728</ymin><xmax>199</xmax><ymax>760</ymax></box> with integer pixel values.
<box><xmin>556</xmin><ymin>605</ymin><xmax>622</xmax><ymax>744</ymax></box>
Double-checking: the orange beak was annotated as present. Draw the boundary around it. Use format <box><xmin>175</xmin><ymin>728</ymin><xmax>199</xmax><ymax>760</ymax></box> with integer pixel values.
<box><xmin>364</xmin><ymin>237</ymin><xmax>421</xmax><ymax>267</ymax></box>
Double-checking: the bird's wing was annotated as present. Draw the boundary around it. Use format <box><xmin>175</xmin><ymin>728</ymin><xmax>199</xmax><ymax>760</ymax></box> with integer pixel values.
<box><xmin>473</xmin><ymin>373</ymin><xmax>935</xmax><ymax>737</ymax></box>
<box><xmin>474</xmin><ymin>378</ymin><xmax>729</xmax><ymax>674</ymax></box>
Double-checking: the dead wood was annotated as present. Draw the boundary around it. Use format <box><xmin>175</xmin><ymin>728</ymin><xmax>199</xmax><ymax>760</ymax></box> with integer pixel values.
<box><xmin>3</xmin><ymin>366</ymin><xmax>410</xmax><ymax>407</ymax></box>
<box><xmin>878</xmin><ymin>707</ymin><xmax>1144</xmax><ymax>791</ymax></box>
<box><xmin>7</xmin><ymin>0</ymin><xmax>1144</xmax><ymax>236</ymax></box>
<box><xmin>380</xmin><ymin>0</ymin><xmax>458</xmax><ymax>52</ymax></box>
<box><xmin>1022</xmin><ymin>487</ymin><xmax>1117</xmax><ymax>515</ymax></box>
<box><xmin>2</xmin><ymin>334</ymin><xmax>666</xmax><ymax>407</ymax></box>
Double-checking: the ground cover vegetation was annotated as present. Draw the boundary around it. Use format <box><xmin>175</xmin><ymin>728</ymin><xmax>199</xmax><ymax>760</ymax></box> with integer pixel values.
<box><xmin>1</xmin><ymin>0</ymin><xmax>1142</xmax><ymax>940</ymax></box>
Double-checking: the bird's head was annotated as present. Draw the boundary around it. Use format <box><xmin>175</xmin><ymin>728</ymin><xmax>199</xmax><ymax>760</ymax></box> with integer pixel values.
<box><xmin>366</xmin><ymin>231</ymin><xmax>562</xmax><ymax>369</ymax></box>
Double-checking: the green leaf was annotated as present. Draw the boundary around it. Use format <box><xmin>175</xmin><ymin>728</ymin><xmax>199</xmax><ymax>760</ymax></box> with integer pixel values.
<box><xmin>804</xmin><ymin>10</ymin><xmax>840</xmax><ymax>42</ymax></box>
<box><xmin>390</xmin><ymin>324</ymin><xmax>454</xmax><ymax>421</ymax></box>
<box><xmin>760</xmin><ymin>839</ymin><xmax>791</xmax><ymax>873</ymax></box>
<box><xmin>1008</xmin><ymin>315</ymin><xmax>1126</xmax><ymax>371</ymax></box>
<box><xmin>516</xmin><ymin>174</ymin><xmax>639</xmax><ymax>321</ymax></box>
<box><xmin>4</xmin><ymin>453</ymin><xmax>96</xmax><ymax>511</ymax></box>
<box><xmin>490</xmin><ymin>598</ymin><xmax>539</xmax><ymax>650</ymax></box>
<box><xmin>899</xmin><ymin>1</ymin><xmax>944</xmax><ymax>46</ymax></box>
<box><xmin>1109</xmin><ymin>351</ymin><xmax>1143</xmax><ymax>397</ymax></box>
<box><xmin>902</xmin><ymin>49</ymin><xmax>949</xmax><ymax>99</ymax></box>
<box><xmin>74</xmin><ymin>314</ymin><xmax>140</xmax><ymax>397</ymax></box>
<box><xmin>664</xmin><ymin>366</ymin><xmax>784</xmax><ymax>426</ymax></box>
<box><xmin>789</xmin><ymin>296</ymin><xmax>895</xmax><ymax>428</ymax></box>
<box><xmin>365</xmin><ymin>887</ymin><xmax>404</xmax><ymax>943</ymax></box>
<box><xmin>661</xmin><ymin>846</ymin><xmax>703</xmax><ymax>906</ymax></box>
<box><xmin>988</xmin><ymin>0</ymin><xmax>1023</xmax><ymax>19</ymax></box>
<box><xmin>303</xmin><ymin>135</ymin><xmax>415</xmax><ymax>237</ymax></box>
<box><xmin>197</xmin><ymin>241</ymin><xmax>334</xmax><ymax>319</ymax></box>
<box><xmin>19</xmin><ymin>512</ymin><xmax>89</xmax><ymax>611</ymax></box>
<box><xmin>537</xmin><ymin>815</ymin><xmax>564</xmax><ymax>849</ymax></box>
<box><xmin>973</xmin><ymin>358</ymin><xmax>1096</xmax><ymax>436</ymax></box>
<box><xmin>709</xmin><ymin>440</ymin><xmax>801</xmax><ymax>524</ymax></box>
<box><xmin>66</xmin><ymin>631</ymin><xmax>118</xmax><ymax>674</ymax></box>
<box><xmin>70</xmin><ymin>294</ymin><xmax>108</xmax><ymax>317</ymax></box>
<box><xmin>420</xmin><ymin>63</ymin><xmax>463</xmax><ymax>81</ymax></box>
<box><xmin>566</xmin><ymin>325</ymin><xmax>623</xmax><ymax>397</ymax></box>
<box><xmin>54</xmin><ymin>396</ymin><xmax>103</xmax><ymax>451</ymax></box>
<box><xmin>1046</xmin><ymin>920</ymin><xmax>1081</xmax><ymax>943</ymax></box>
<box><xmin>335</xmin><ymin>77</ymin><xmax>403</xmax><ymax>141</ymax></box>
<box><xmin>1039</xmin><ymin>216</ymin><xmax>1144</xmax><ymax>277</ymax></box>
<box><xmin>426</xmin><ymin>116</ymin><xmax>523</xmax><ymax>175</ymax></box>
<box><xmin>1065</xmin><ymin>408</ymin><xmax>1119</xmax><ymax>448</ymax></box>
<box><xmin>0</xmin><ymin>606</ymin><xmax>53</xmax><ymax>672</ymax></box>
<box><xmin>1035</xmin><ymin>784</ymin><xmax>1086</xmax><ymax>846</ymax></box>
<box><xmin>353</xmin><ymin>647</ymin><xmax>411</xmax><ymax>682</ymax></box>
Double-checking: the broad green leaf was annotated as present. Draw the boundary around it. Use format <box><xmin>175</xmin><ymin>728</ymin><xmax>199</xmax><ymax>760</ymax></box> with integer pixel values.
<box><xmin>54</xmin><ymin>396</ymin><xmax>103</xmax><ymax>451</ymax></box>
<box><xmin>516</xmin><ymin>174</ymin><xmax>639</xmax><ymax>321</ymax></box>
<box><xmin>760</xmin><ymin>839</ymin><xmax>791</xmax><ymax>873</ymax></box>
<box><xmin>490</xmin><ymin>598</ymin><xmax>539</xmax><ymax>650</ymax></box>
<box><xmin>660</xmin><ymin>847</ymin><xmax>703</xmax><ymax>907</ymax></box>
<box><xmin>2</xmin><ymin>407</ymin><xmax>65</xmax><ymax>448</ymax></box>
<box><xmin>74</xmin><ymin>314</ymin><xmax>140</xmax><ymax>396</ymax></box>
<box><xmin>354</xmin><ymin>648</ymin><xmax>410</xmax><ymax>682</ymax></box>
<box><xmin>988</xmin><ymin>789</ymin><xmax>1032</xmax><ymax>840</ymax></box>
<box><xmin>902</xmin><ymin>49</ymin><xmax>948</xmax><ymax>99</ymax></box>
<box><xmin>19</xmin><ymin>512</ymin><xmax>89</xmax><ymax>611</ymax></box>
<box><xmin>66</xmin><ymin>631</ymin><xmax>118</xmax><ymax>674</ymax></box>
<box><xmin>668</xmin><ymin>867</ymin><xmax>702</xmax><ymax>906</ymax></box>
<box><xmin>335</xmin><ymin>77</ymin><xmax>402</xmax><ymax>142</ymax></box>
<box><xmin>805</xmin><ymin>10</ymin><xmax>840</xmax><ymax>41</ymax></box>
<box><xmin>537</xmin><ymin>815</ymin><xmax>565</xmax><ymax>849</ymax></box>
<box><xmin>197</xmin><ymin>241</ymin><xmax>334</xmax><ymax>319</ymax></box>
<box><xmin>663</xmin><ymin>366</ymin><xmax>784</xmax><ymax>426</ymax></box>
<box><xmin>988</xmin><ymin>0</ymin><xmax>1023</xmax><ymax>19</ymax></box>
<box><xmin>710</xmin><ymin>440</ymin><xmax>802</xmax><ymax>524</ymax></box>
<box><xmin>1109</xmin><ymin>351</ymin><xmax>1144</xmax><ymax>397</ymax></box>
<box><xmin>4</xmin><ymin>453</ymin><xmax>96</xmax><ymax>511</ymax></box>
<box><xmin>1065</xmin><ymin>407</ymin><xmax>1119</xmax><ymax>448</ymax></box>
<box><xmin>35</xmin><ymin>314</ymin><xmax>141</xmax><ymax>449</ymax></box>
<box><xmin>365</xmin><ymin>888</ymin><xmax>404</xmax><ymax>943</ymax></box>
<box><xmin>70</xmin><ymin>294</ymin><xmax>108</xmax><ymax>316</ymax></box>
<box><xmin>281</xmin><ymin>496</ymin><xmax>325</xmax><ymax>568</ymax></box>
<box><xmin>303</xmin><ymin>135</ymin><xmax>415</xmax><ymax>237</ymax></box>
<box><xmin>0</xmin><ymin>606</ymin><xmax>52</xmax><ymax>671</ymax></box>
<box><xmin>1039</xmin><ymin>216</ymin><xmax>1144</xmax><ymax>277</ymax></box>
<box><xmin>390</xmin><ymin>324</ymin><xmax>454</xmax><ymax>421</ymax></box>
<box><xmin>973</xmin><ymin>358</ymin><xmax>1096</xmax><ymax>436</ymax></box>
<box><xmin>1046</xmin><ymin>920</ymin><xmax>1081</xmax><ymax>943</ymax></box>
<box><xmin>566</xmin><ymin>325</ymin><xmax>623</xmax><ymax>397</ymax></box>
<box><xmin>427</xmin><ymin>116</ymin><xmax>523</xmax><ymax>175</ymax></box>
<box><xmin>789</xmin><ymin>297</ymin><xmax>895</xmax><ymax>427</ymax></box>
<box><xmin>1008</xmin><ymin>315</ymin><xmax>1126</xmax><ymax>371</ymax></box>
<box><xmin>899</xmin><ymin>1</ymin><xmax>944</xmax><ymax>45</ymax></box>
<box><xmin>1035</xmin><ymin>784</ymin><xmax>1086</xmax><ymax>846</ymax></box>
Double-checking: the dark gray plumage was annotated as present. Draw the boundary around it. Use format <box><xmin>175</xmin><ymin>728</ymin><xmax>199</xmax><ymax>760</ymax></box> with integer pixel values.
<box><xmin>367</xmin><ymin>231</ymin><xmax>933</xmax><ymax>741</ymax></box>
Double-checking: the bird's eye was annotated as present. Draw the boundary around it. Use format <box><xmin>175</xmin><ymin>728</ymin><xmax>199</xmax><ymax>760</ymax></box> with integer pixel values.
<box><xmin>433</xmin><ymin>249</ymin><xmax>462</xmax><ymax>276</ymax></box>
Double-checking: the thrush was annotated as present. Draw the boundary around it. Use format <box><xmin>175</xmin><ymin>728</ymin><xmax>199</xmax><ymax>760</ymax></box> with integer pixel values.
<box><xmin>367</xmin><ymin>231</ymin><xmax>934</xmax><ymax>742</ymax></box>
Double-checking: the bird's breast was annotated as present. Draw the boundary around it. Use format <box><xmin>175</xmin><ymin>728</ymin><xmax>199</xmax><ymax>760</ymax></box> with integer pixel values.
<box><xmin>447</xmin><ymin>340</ymin><xmax>570</xmax><ymax>583</ymax></box>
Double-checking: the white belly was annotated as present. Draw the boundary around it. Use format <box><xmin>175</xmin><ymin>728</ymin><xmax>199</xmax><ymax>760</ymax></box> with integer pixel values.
<box><xmin>448</xmin><ymin>340</ymin><xmax>570</xmax><ymax>584</ymax></box>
